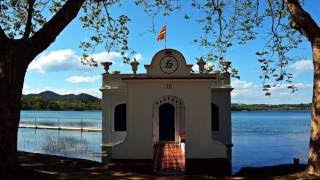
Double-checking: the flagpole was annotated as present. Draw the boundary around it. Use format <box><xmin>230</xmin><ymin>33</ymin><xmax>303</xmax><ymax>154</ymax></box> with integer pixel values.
<box><xmin>165</xmin><ymin>24</ymin><xmax>167</xmax><ymax>49</ymax></box>
<box><xmin>165</xmin><ymin>34</ymin><xmax>167</xmax><ymax>49</ymax></box>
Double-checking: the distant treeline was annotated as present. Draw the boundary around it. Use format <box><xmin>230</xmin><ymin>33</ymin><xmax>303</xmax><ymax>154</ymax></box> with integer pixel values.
<box><xmin>21</xmin><ymin>91</ymin><xmax>101</xmax><ymax>111</ymax></box>
<box><xmin>21</xmin><ymin>91</ymin><xmax>311</xmax><ymax>111</ymax></box>
<box><xmin>21</xmin><ymin>99</ymin><xmax>101</xmax><ymax>111</ymax></box>
<box><xmin>232</xmin><ymin>103</ymin><xmax>311</xmax><ymax>111</ymax></box>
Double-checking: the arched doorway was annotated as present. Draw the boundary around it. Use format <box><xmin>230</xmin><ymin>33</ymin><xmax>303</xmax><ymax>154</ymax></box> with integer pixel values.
<box><xmin>152</xmin><ymin>95</ymin><xmax>185</xmax><ymax>143</ymax></box>
<box><xmin>159</xmin><ymin>103</ymin><xmax>175</xmax><ymax>141</ymax></box>
<box><xmin>152</xmin><ymin>95</ymin><xmax>185</xmax><ymax>173</ymax></box>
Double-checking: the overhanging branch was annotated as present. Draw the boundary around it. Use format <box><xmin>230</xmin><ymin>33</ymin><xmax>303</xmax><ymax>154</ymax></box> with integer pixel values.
<box><xmin>30</xmin><ymin>0</ymin><xmax>85</xmax><ymax>56</ymax></box>
<box><xmin>23</xmin><ymin>0</ymin><xmax>35</xmax><ymax>39</ymax></box>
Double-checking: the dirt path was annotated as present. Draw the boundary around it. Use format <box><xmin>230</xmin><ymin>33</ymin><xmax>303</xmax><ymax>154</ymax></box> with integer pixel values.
<box><xmin>0</xmin><ymin>151</ymin><xmax>315</xmax><ymax>179</ymax></box>
<box><xmin>15</xmin><ymin>151</ymin><xmax>224</xmax><ymax>179</ymax></box>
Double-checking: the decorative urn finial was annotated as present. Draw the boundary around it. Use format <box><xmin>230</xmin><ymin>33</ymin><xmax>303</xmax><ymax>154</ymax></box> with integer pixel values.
<box><xmin>101</xmin><ymin>61</ymin><xmax>113</xmax><ymax>74</ymax></box>
<box><xmin>197</xmin><ymin>57</ymin><xmax>206</xmax><ymax>74</ymax></box>
<box><xmin>221</xmin><ymin>61</ymin><xmax>231</xmax><ymax>72</ymax></box>
<box><xmin>130</xmin><ymin>58</ymin><xmax>139</xmax><ymax>75</ymax></box>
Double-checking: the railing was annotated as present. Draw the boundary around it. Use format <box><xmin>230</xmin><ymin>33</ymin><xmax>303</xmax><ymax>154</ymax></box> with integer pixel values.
<box><xmin>19</xmin><ymin>116</ymin><xmax>102</xmax><ymax>132</ymax></box>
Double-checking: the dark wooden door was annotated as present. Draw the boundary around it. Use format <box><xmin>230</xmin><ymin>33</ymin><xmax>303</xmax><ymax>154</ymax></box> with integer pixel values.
<box><xmin>159</xmin><ymin>103</ymin><xmax>175</xmax><ymax>141</ymax></box>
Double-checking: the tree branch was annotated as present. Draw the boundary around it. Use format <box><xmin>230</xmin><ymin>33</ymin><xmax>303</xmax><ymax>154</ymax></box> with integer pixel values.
<box><xmin>285</xmin><ymin>0</ymin><xmax>320</xmax><ymax>41</ymax></box>
<box><xmin>23</xmin><ymin>0</ymin><xmax>35</xmax><ymax>39</ymax></box>
<box><xmin>30</xmin><ymin>0</ymin><xmax>85</xmax><ymax>56</ymax></box>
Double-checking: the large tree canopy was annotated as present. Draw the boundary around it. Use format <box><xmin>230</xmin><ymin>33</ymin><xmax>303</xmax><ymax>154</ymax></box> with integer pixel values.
<box><xmin>1</xmin><ymin>0</ymin><xmax>320</xmax><ymax>176</ymax></box>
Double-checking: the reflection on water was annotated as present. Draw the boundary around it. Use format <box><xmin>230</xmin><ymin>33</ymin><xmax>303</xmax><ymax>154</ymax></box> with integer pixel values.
<box><xmin>18</xmin><ymin>128</ymin><xmax>101</xmax><ymax>162</ymax></box>
<box><xmin>42</xmin><ymin>136</ymin><xmax>89</xmax><ymax>154</ymax></box>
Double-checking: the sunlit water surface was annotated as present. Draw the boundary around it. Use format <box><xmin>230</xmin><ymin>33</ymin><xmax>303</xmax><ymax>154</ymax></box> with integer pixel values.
<box><xmin>19</xmin><ymin>110</ymin><xmax>310</xmax><ymax>174</ymax></box>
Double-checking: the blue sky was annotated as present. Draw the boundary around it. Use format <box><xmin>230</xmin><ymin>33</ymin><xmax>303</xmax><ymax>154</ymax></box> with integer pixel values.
<box><xmin>23</xmin><ymin>1</ymin><xmax>320</xmax><ymax>104</ymax></box>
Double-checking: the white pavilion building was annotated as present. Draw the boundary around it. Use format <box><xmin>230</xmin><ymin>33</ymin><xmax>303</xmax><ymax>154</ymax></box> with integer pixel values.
<box><xmin>100</xmin><ymin>48</ymin><xmax>233</xmax><ymax>175</ymax></box>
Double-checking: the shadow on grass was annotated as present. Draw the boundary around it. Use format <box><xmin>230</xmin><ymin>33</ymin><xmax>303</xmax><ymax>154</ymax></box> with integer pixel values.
<box><xmin>7</xmin><ymin>152</ymin><xmax>320</xmax><ymax>179</ymax></box>
<box><xmin>15</xmin><ymin>151</ymin><xmax>155</xmax><ymax>179</ymax></box>
<box><xmin>14</xmin><ymin>152</ymin><xmax>231</xmax><ymax>179</ymax></box>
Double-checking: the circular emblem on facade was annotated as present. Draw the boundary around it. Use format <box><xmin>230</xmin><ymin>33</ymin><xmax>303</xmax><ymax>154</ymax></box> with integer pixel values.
<box><xmin>160</xmin><ymin>56</ymin><xmax>178</xmax><ymax>74</ymax></box>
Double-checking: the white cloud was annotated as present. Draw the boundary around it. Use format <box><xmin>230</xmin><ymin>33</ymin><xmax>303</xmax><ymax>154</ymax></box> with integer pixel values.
<box><xmin>28</xmin><ymin>49</ymin><xmax>141</xmax><ymax>73</ymax></box>
<box><xmin>295</xmin><ymin>83</ymin><xmax>313</xmax><ymax>89</ymax></box>
<box><xmin>232</xmin><ymin>79</ymin><xmax>257</xmax><ymax>89</ymax></box>
<box><xmin>268</xmin><ymin>83</ymin><xmax>312</xmax><ymax>94</ymax></box>
<box><xmin>133</xmin><ymin>53</ymin><xmax>143</xmax><ymax>62</ymax></box>
<box><xmin>65</xmin><ymin>75</ymin><xmax>100</xmax><ymax>84</ymax></box>
<box><xmin>92</xmin><ymin>51</ymin><xmax>122</xmax><ymax>64</ymax></box>
<box><xmin>231</xmin><ymin>80</ymin><xmax>312</xmax><ymax>104</ymax></box>
<box><xmin>28</xmin><ymin>49</ymin><xmax>86</xmax><ymax>73</ymax></box>
<box><xmin>191</xmin><ymin>64</ymin><xmax>198</xmax><ymax>72</ymax></box>
<box><xmin>231</xmin><ymin>80</ymin><xmax>258</xmax><ymax>99</ymax></box>
<box><xmin>290</xmin><ymin>59</ymin><xmax>313</xmax><ymax>73</ymax></box>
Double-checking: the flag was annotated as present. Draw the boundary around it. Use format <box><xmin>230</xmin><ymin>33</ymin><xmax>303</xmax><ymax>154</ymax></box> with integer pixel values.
<box><xmin>157</xmin><ymin>25</ymin><xmax>166</xmax><ymax>41</ymax></box>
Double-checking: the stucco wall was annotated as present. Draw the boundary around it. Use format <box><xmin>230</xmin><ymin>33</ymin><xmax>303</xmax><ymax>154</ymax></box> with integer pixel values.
<box><xmin>211</xmin><ymin>88</ymin><xmax>232</xmax><ymax>145</ymax></box>
<box><xmin>101</xmin><ymin>90</ymin><xmax>127</xmax><ymax>146</ymax></box>
<box><xmin>111</xmin><ymin>79</ymin><xmax>228</xmax><ymax>159</ymax></box>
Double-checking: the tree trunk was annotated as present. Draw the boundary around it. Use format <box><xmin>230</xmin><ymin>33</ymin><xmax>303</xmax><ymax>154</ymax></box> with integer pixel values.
<box><xmin>0</xmin><ymin>0</ymin><xmax>85</xmax><ymax>174</ymax></box>
<box><xmin>0</xmin><ymin>39</ymin><xmax>31</xmax><ymax>173</ymax></box>
<box><xmin>308</xmin><ymin>37</ymin><xmax>320</xmax><ymax>175</ymax></box>
<box><xmin>284</xmin><ymin>0</ymin><xmax>320</xmax><ymax>176</ymax></box>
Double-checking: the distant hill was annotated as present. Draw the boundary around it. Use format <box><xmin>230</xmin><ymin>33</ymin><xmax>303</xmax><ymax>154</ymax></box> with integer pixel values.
<box><xmin>37</xmin><ymin>91</ymin><xmax>100</xmax><ymax>103</ymax></box>
<box><xmin>22</xmin><ymin>91</ymin><xmax>101</xmax><ymax>111</ymax></box>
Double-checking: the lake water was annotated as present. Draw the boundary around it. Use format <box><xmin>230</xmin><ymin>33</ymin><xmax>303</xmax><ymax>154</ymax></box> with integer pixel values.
<box><xmin>232</xmin><ymin>111</ymin><xmax>310</xmax><ymax>173</ymax></box>
<box><xmin>19</xmin><ymin>111</ymin><xmax>102</xmax><ymax>162</ymax></box>
<box><xmin>18</xmin><ymin>110</ymin><xmax>311</xmax><ymax>174</ymax></box>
